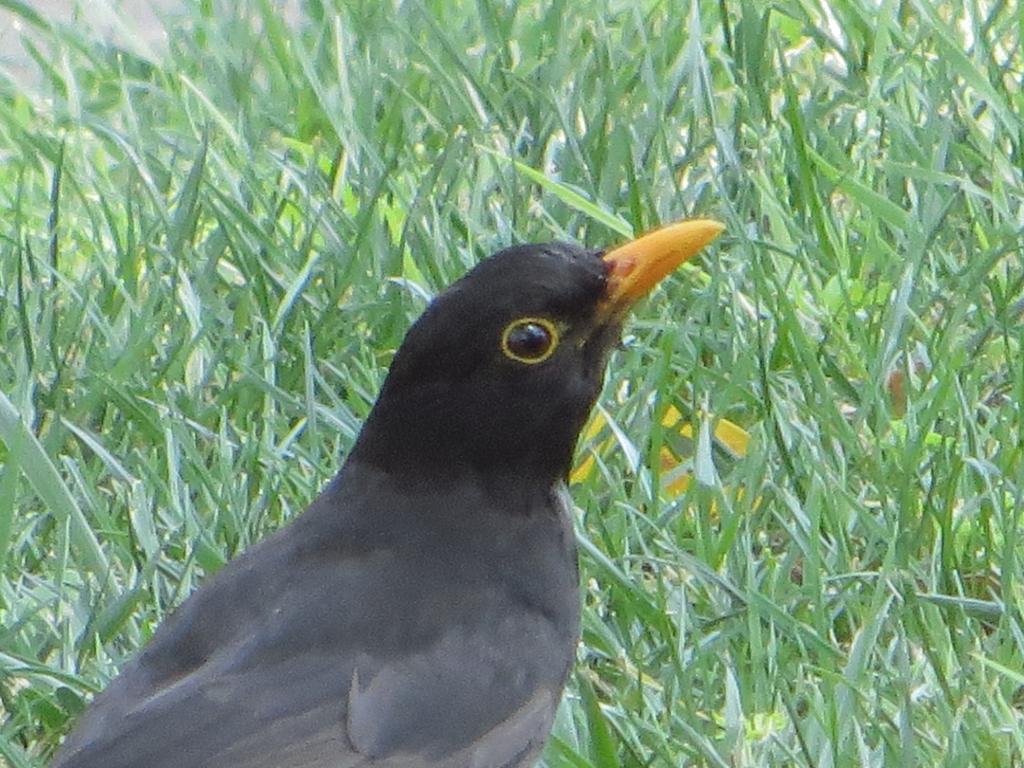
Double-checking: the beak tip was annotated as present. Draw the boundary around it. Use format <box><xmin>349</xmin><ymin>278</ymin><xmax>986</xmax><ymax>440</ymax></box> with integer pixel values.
<box><xmin>683</xmin><ymin>218</ymin><xmax>726</xmax><ymax>245</ymax></box>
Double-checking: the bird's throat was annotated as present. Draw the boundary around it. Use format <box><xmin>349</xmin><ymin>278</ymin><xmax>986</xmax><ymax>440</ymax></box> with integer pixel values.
<box><xmin>347</xmin><ymin>380</ymin><xmax>590</xmax><ymax>505</ymax></box>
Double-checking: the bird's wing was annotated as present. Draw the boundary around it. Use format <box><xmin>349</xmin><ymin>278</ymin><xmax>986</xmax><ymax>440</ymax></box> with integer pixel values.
<box><xmin>54</xmin><ymin>623</ymin><xmax>561</xmax><ymax>768</ymax></box>
<box><xmin>54</xmin><ymin>551</ymin><xmax>567</xmax><ymax>768</ymax></box>
<box><xmin>53</xmin><ymin>644</ymin><xmax>358</xmax><ymax>768</ymax></box>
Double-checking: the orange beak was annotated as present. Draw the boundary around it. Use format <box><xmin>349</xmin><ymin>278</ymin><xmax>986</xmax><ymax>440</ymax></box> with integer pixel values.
<box><xmin>602</xmin><ymin>219</ymin><xmax>725</xmax><ymax>310</ymax></box>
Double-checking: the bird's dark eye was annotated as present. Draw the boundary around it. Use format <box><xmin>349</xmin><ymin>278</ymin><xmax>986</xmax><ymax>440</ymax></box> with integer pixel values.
<box><xmin>501</xmin><ymin>318</ymin><xmax>559</xmax><ymax>364</ymax></box>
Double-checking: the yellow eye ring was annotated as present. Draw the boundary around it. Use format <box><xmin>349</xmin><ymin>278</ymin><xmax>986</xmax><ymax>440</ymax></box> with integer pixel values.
<box><xmin>501</xmin><ymin>317</ymin><xmax>559</xmax><ymax>364</ymax></box>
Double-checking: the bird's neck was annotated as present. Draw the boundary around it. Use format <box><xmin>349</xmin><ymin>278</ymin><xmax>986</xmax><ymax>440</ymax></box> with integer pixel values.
<box><xmin>347</xmin><ymin>381</ymin><xmax>581</xmax><ymax>502</ymax></box>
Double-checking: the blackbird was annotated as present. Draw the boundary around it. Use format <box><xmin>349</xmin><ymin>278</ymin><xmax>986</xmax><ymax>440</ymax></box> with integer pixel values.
<box><xmin>53</xmin><ymin>219</ymin><xmax>724</xmax><ymax>768</ymax></box>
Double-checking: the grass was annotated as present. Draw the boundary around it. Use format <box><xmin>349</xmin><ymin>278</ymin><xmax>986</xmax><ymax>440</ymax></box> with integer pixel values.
<box><xmin>0</xmin><ymin>0</ymin><xmax>1022</xmax><ymax>765</ymax></box>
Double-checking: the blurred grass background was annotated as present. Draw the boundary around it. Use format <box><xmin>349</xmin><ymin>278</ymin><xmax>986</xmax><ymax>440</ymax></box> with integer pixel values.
<box><xmin>1</xmin><ymin>1</ymin><xmax>1022</xmax><ymax>765</ymax></box>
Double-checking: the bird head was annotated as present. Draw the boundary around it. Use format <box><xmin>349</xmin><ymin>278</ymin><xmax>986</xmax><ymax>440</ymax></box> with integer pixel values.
<box><xmin>350</xmin><ymin>220</ymin><xmax>725</xmax><ymax>493</ymax></box>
